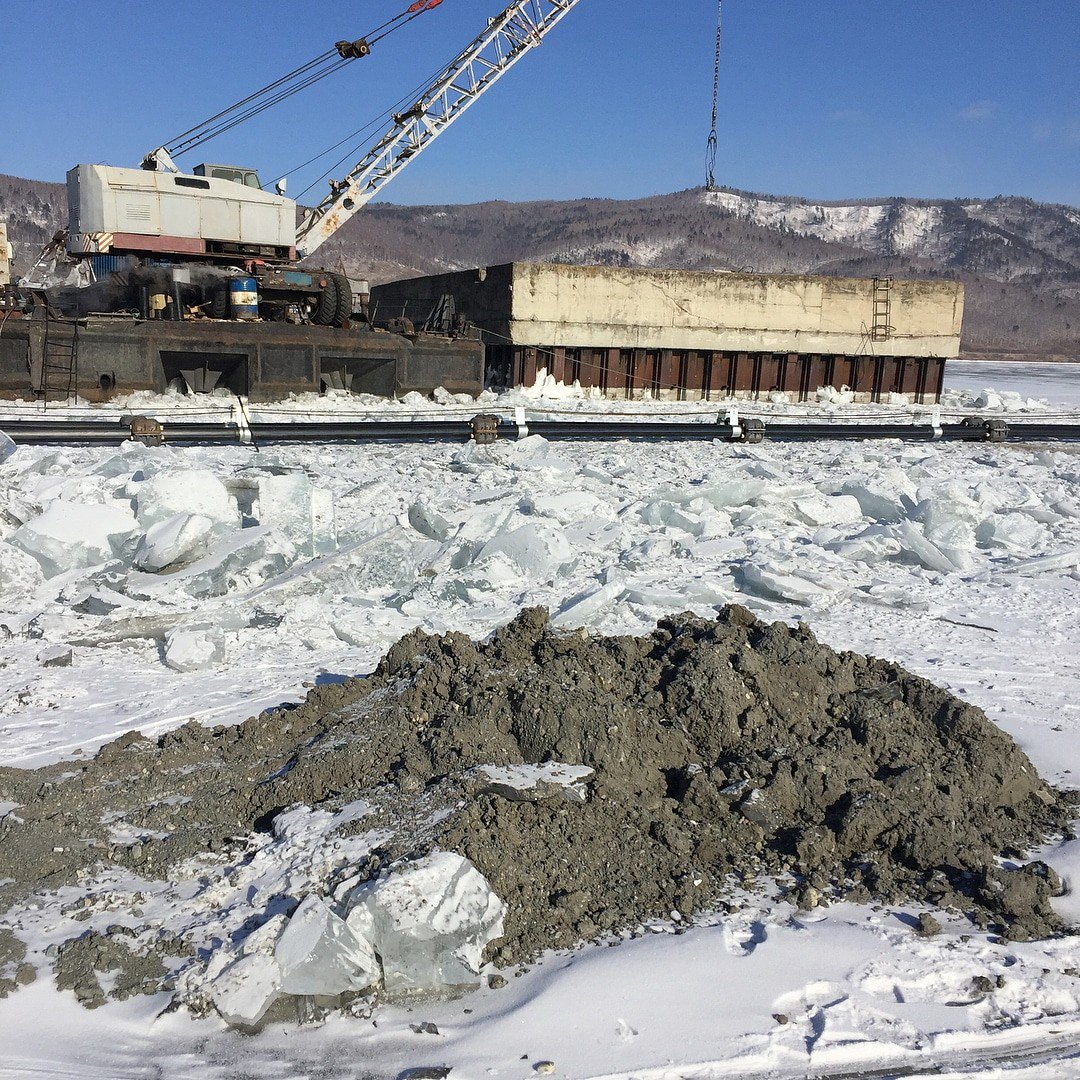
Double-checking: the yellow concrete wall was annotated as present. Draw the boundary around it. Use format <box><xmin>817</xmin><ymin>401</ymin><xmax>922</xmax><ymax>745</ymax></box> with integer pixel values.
<box><xmin>0</xmin><ymin>223</ymin><xmax>9</xmax><ymax>287</ymax></box>
<box><xmin>509</xmin><ymin>264</ymin><xmax>963</xmax><ymax>357</ymax></box>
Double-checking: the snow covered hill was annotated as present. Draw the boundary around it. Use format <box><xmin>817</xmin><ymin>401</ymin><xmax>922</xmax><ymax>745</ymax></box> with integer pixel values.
<box><xmin>704</xmin><ymin>188</ymin><xmax>1080</xmax><ymax>283</ymax></box>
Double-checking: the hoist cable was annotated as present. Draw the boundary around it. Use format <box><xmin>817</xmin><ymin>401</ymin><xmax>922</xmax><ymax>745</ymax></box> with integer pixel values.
<box><xmin>705</xmin><ymin>0</ymin><xmax>722</xmax><ymax>191</ymax></box>
<box><xmin>291</xmin><ymin>58</ymin><xmax>452</xmax><ymax>202</ymax></box>
<box><xmin>170</xmin><ymin>58</ymin><xmax>352</xmax><ymax>156</ymax></box>
<box><xmin>165</xmin><ymin>52</ymin><xmax>340</xmax><ymax>151</ymax></box>
<box><xmin>162</xmin><ymin>0</ymin><xmax>445</xmax><ymax>160</ymax></box>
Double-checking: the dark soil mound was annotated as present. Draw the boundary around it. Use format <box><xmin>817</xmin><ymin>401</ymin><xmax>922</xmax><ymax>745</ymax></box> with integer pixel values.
<box><xmin>0</xmin><ymin>606</ymin><xmax>1075</xmax><ymax>995</ymax></box>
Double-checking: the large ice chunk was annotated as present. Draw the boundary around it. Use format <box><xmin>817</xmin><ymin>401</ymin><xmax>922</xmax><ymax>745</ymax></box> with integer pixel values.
<box><xmin>839</xmin><ymin>471</ymin><xmax>917</xmax><ymax>523</ymax></box>
<box><xmin>697</xmin><ymin>479</ymin><xmax>768</xmax><ymax>509</ymax></box>
<box><xmin>276</xmin><ymin>895</ymin><xmax>380</xmax><ymax>997</ymax></box>
<box><xmin>256</xmin><ymin>473</ymin><xmax>336</xmax><ymax>557</ymax></box>
<box><xmin>975</xmin><ymin>512</ymin><xmax>1050</xmax><ymax>554</ymax></box>
<box><xmin>475</xmin><ymin>522</ymin><xmax>572</xmax><ymax>579</ymax></box>
<box><xmin>790</xmin><ymin>493</ymin><xmax>864</xmax><ymax>527</ymax></box>
<box><xmin>736</xmin><ymin>563</ymin><xmax>842</xmax><ymax>606</ymax></box>
<box><xmin>892</xmin><ymin>520</ymin><xmax>966</xmax><ymax>574</ymax></box>
<box><xmin>135</xmin><ymin>469</ymin><xmax>237</xmax><ymax>528</ymax></box>
<box><xmin>346</xmin><ymin>852</ymin><xmax>505</xmax><ymax>997</ymax></box>
<box><xmin>408</xmin><ymin>499</ymin><xmax>453</xmax><ymax>542</ymax></box>
<box><xmin>10</xmin><ymin>500</ymin><xmax>138</xmax><ymax>578</ymax></box>
<box><xmin>133</xmin><ymin>513</ymin><xmax>214</xmax><ymax>571</ymax></box>
<box><xmin>125</xmin><ymin>526</ymin><xmax>295</xmax><ymax>599</ymax></box>
<box><xmin>203</xmin><ymin>914</ymin><xmax>287</xmax><ymax>1029</ymax></box>
<box><xmin>164</xmin><ymin>628</ymin><xmax>224</xmax><ymax>671</ymax></box>
<box><xmin>0</xmin><ymin>541</ymin><xmax>45</xmax><ymax>601</ymax></box>
<box><xmin>551</xmin><ymin>580</ymin><xmax>627</xmax><ymax>628</ymax></box>
<box><xmin>638</xmin><ymin>500</ymin><xmax>705</xmax><ymax>536</ymax></box>
<box><xmin>521</xmin><ymin>491</ymin><xmax>613</xmax><ymax>526</ymax></box>
<box><xmin>211</xmin><ymin>953</ymin><xmax>282</xmax><ymax>1029</ymax></box>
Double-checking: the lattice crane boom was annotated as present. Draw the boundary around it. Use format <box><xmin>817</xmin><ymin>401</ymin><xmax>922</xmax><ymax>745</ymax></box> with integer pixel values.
<box><xmin>295</xmin><ymin>0</ymin><xmax>582</xmax><ymax>258</ymax></box>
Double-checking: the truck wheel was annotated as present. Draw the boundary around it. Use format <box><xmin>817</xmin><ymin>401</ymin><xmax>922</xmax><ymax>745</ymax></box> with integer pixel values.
<box><xmin>331</xmin><ymin>272</ymin><xmax>353</xmax><ymax>326</ymax></box>
<box><xmin>310</xmin><ymin>277</ymin><xmax>339</xmax><ymax>326</ymax></box>
<box><xmin>207</xmin><ymin>288</ymin><xmax>228</xmax><ymax>320</ymax></box>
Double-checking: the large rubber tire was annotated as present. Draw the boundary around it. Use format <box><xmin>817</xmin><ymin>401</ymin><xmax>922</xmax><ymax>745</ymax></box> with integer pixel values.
<box><xmin>330</xmin><ymin>272</ymin><xmax>353</xmax><ymax>326</ymax></box>
<box><xmin>310</xmin><ymin>272</ymin><xmax>353</xmax><ymax>327</ymax></box>
<box><xmin>206</xmin><ymin>288</ymin><xmax>228</xmax><ymax>320</ymax></box>
<box><xmin>310</xmin><ymin>276</ymin><xmax>338</xmax><ymax>326</ymax></box>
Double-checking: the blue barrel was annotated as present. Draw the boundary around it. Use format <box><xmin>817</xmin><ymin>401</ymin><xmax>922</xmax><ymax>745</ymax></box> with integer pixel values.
<box><xmin>230</xmin><ymin>277</ymin><xmax>259</xmax><ymax>320</ymax></box>
<box><xmin>88</xmin><ymin>254</ymin><xmax>127</xmax><ymax>279</ymax></box>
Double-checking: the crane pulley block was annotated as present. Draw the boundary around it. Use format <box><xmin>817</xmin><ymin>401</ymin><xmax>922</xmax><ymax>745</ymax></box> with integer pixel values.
<box><xmin>335</xmin><ymin>38</ymin><xmax>371</xmax><ymax>59</ymax></box>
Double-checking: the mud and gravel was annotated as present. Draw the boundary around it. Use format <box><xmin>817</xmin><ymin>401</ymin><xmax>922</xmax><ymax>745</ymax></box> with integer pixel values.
<box><xmin>0</xmin><ymin>605</ymin><xmax>1076</xmax><ymax>1007</ymax></box>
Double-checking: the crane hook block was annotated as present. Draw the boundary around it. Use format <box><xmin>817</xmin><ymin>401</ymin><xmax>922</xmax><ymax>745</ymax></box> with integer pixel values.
<box><xmin>336</xmin><ymin>38</ymin><xmax>371</xmax><ymax>59</ymax></box>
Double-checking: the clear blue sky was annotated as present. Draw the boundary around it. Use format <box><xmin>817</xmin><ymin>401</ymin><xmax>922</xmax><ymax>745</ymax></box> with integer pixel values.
<box><xmin>2</xmin><ymin>1</ymin><xmax>1077</xmax><ymax>206</ymax></box>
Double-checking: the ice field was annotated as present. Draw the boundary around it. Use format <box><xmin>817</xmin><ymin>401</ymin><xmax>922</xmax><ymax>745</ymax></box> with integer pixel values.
<box><xmin>0</xmin><ymin>360</ymin><xmax>1079</xmax><ymax>1078</ymax></box>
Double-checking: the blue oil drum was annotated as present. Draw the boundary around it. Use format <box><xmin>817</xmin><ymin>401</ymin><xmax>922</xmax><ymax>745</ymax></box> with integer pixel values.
<box><xmin>229</xmin><ymin>277</ymin><xmax>259</xmax><ymax>320</ymax></box>
<box><xmin>88</xmin><ymin>254</ymin><xmax>126</xmax><ymax>279</ymax></box>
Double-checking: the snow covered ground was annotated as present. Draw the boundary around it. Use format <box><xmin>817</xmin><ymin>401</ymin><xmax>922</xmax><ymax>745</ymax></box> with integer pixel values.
<box><xmin>1</xmin><ymin>363</ymin><xmax>1079</xmax><ymax>1078</ymax></box>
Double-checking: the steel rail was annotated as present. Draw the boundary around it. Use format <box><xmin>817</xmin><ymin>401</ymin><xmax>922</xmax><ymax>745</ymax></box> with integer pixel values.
<box><xmin>4</xmin><ymin>415</ymin><xmax>1080</xmax><ymax>446</ymax></box>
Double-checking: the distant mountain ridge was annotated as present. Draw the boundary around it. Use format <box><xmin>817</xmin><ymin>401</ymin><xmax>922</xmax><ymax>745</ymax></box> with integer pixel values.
<box><xmin>2</xmin><ymin>173</ymin><xmax>1076</xmax><ymax>360</ymax></box>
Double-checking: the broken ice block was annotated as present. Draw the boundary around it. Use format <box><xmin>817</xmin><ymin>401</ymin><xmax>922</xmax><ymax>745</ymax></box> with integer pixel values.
<box><xmin>0</xmin><ymin>541</ymin><xmax>45</xmax><ymax>598</ymax></box>
<box><xmin>408</xmin><ymin>499</ymin><xmax>452</xmax><ymax>542</ymax></box>
<box><xmin>275</xmin><ymin>895</ymin><xmax>380</xmax><ymax>997</ymax></box>
<box><xmin>736</xmin><ymin>563</ymin><xmax>840</xmax><ymax>606</ymax></box>
<box><xmin>551</xmin><ymin>580</ymin><xmax>627</xmax><ymax>628</ymax></box>
<box><xmin>125</xmin><ymin>526</ymin><xmax>296</xmax><ymax>599</ymax></box>
<box><xmin>476</xmin><ymin>522</ymin><xmax>571</xmax><ymax>579</ymax></box>
<box><xmin>133</xmin><ymin>513</ymin><xmax>214</xmax><ymax>571</ymax></box>
<box><xmin>256</xmin><ymin>473</ymin><xmax>337</xmax><ymax>557</ymax></box>
<box><xmin>210</xmin><ymin>952</ymin><xmax>282</xmax><ymax>1029</ymax></box>
<box><xmin>892</xmin><ymin>520</ymin><xmax>965</xmax><ymax>574</ymax></box>
<box><xmin>638</xmin><ymin>500</ymin><xmax>704</xmax><ymax>535</ymax></box>
<box><xmin>135</xmin><ymin>470</ymin><xmax>237</xmax><ymax>529</ymax></box>
<box><xmin>10</xmin><ymin>500</ymin><xmax>138</xmax><ymax>578</ymax></box>
<box><xmin>0</xmin><ymin>430</ymin><xmax>15</xmax><ymax>463</ymax></box>
<box><xmin>839</xmin><ymin>472</ymin><xmax>916</xmax><ymax>523</ymax></box>
<box><xmin>826</xmin><ymin>527</ymin><xmax>903</xmax><ymax>565</ymax></box>
<box><xmin>520</xmin><ymin>491</ymin><xmax>613</xmax><ymax>526</ymax></box>
<box><xmin>346</xmin><ymin>852</ymin><xmax>505</xmax><ymax>997</ymax></box>
<box><xmin>200</xmin><ymin>914</ymin><xmax>288</xmax><ymax>1029</ymax></box>
<box><xmin>976</xmin><ymin>512</ymin><xmax>1050</xmax><ymax>554</ymax></box>
<box><xmin>790</xmin><ymin>493</ymin><xmax>864</xmax><ymax>527</ymax></box>
<box><xmin>164</xmin><ymin>629</ymin><xmax>224</xmax><ymax>671</ymax></box>
<box><xmin>698</xmin><ymin>479</ymin><xmax>768</xmax><ymax>509</ymax></box>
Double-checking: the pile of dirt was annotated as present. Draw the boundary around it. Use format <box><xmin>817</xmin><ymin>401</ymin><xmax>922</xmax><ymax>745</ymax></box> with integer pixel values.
<box><xmin>0</xmin><ymin>606</ymin><xmax>1076</xmax><ymax>1007</ymax></box>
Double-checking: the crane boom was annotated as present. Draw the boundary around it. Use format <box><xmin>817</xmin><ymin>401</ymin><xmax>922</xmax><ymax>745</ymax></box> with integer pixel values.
<box><xmin>295</xmin><ymin>0</ymin><xmax>582</xmax><ymax>259</ymax></box>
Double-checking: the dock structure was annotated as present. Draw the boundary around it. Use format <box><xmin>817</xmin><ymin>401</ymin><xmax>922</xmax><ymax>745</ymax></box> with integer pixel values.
<box><xmin>372</xmin><ymin>263</ymin><xmax>964</xmax><ymax>403</ymax></box>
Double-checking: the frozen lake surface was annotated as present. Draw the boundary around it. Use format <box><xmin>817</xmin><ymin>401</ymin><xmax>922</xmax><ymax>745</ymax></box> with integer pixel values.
<box><xmin>945</xmin><ymin>360</ymin><xmax>1080</xmax><ymax>408</ymax></box>
<box><xmin>1</xmin><ymin>366</ymin><xmax>1079</xmax><ymax>1077</ymax></box>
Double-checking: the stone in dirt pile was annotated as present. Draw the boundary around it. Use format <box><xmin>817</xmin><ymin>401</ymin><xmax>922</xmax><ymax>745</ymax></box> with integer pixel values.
<box><xmin>0</xmin><ymin>606</ymin><xmax>1075</xmax><ymax>1025</ymax></box>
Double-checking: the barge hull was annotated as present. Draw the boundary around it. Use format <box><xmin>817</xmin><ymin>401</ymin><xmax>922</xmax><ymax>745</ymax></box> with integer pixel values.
<box><xmin>0</xmin><ymin>316</ymin><xmax>484</xmax><ymax>401</ymax></box>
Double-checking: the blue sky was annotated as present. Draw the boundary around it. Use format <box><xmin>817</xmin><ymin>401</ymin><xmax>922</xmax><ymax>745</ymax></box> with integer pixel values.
<box><xmin>2</xmin><ymin>1</ymin><xmax>1077</xmax><ymax>206</ymax></box>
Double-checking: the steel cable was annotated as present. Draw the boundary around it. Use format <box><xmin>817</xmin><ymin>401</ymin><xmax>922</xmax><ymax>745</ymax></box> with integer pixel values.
<box><xmin>164</xmin><ymin>2</ymin><xmax>445</xmax><ymax>160</ymax></box>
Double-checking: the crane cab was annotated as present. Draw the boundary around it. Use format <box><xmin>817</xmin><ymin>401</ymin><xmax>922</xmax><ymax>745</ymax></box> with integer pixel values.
<box><xmin>192</xmin><ymin>163</ymin><xmax>263</xmax><ymax>189</ymax></box>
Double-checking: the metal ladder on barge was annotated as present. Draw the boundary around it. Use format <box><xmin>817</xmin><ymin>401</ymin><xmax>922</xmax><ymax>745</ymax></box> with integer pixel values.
<box><xmin>39</xmin><ymin>303</ymin><xmax>79</xmax><ymax>408</ymax></box>
<box><xmin>871</xmin><ymin>277</ymin><xmax>893</xmax><ymax>342</ymax></box>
